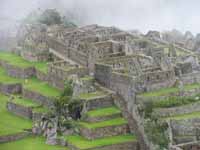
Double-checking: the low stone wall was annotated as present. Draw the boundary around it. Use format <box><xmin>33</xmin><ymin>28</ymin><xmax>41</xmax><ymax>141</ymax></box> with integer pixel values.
<box><xmin>47</xmin><ymin>72</ymin><xmax>65</xmax><ymax>90</ymax></box>
<box><xmin>170</xmin><ymin>119</ymin><xmax>200</xmax><ymax>144</ymax></box>
<box><xmin>83</xmin><ymin>95</ymin><xmax>113</xmax><ymax>111</ymax></box>
<box><xmin>180</xmin><ymin>72</ymin><xmax>200</xmax><ymax>85</ymax></box>
<box><xmin>0</xmin><ymin>60</ymin><xmax>36</xmax><ymax>79</ymax></box>
<box><xmin>22</xmin><ymin>88</ymin><xmax>54</xmax><ymax>108</ymax></box>
<box><xmin>0</xmin><ymin>83</ymin><xmax>22</xmax><ymax>94</ymax></box>
<box><xmin>153</xmin><ymin>102</ymin><xmax>200</xmax><ymax>117</ymax></box>
<box><xmin>68</xmin><ymin>141</ymin><xmax>139</xmax><ymax>150</ymax></box>
<box><xmin>80</xmin><ymin>124</ymin><xmax>129</xmax><ymax>140</ymax></box>
<box><xmin>32</xmin><ymin>112</ymin><xmax>48</xmax><ymax>122</ymax></box>
<box><xmin>7</xmin><ymin>102</ymin><xmax>33</xmax><ymax>119</ymax></box>
<box><xmin>0</xmin><ymin>132</ymin><xmax>31</xmax><ymax>143</ymax></box>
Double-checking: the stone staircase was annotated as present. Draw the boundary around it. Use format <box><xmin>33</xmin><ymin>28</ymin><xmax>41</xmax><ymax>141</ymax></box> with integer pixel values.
<box><xmin>66</xmin><ymin>91</ymin><xmax>140</xmax><ymax>150</ymax></box>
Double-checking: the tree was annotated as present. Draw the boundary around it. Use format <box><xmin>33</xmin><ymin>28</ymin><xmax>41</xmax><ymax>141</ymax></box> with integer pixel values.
<box><xmin>39</xmin><ymin>9</ymin><xmax>62</xmax><ymax>26</ymax></box>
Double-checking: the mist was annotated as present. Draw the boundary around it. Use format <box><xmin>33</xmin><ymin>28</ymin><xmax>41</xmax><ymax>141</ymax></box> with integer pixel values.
<box><xmin>0</xmin><ymin>0</ymin><xmax>200</xmax><ymax>34</ymax></box>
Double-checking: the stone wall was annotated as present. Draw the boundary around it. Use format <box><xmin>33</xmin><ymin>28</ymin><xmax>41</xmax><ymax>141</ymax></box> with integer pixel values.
<box><xmin>180</xmin><ymin>72</ymin><xmax>200</xmax><ymax>85</ymax></box>
<box><xmin>80</xmin><ymin>124</ymin><xmax>129</xmax><ymax>140</ymax></box>
<box><xmin>22</xmin><ymin>88</ymin><xmax>54</xmax><ymax>108</ymax></box>
<box><xmin>0</xmin><ymin>83</ymin><xmax>22</xmax><ymax>94</ymax></box>
<box><xmin>170</xmin><ymin>119</ymin><xmax>200</xmax><ymax>144</ymax></box>
<box><xmin>0</xmin><ymin>132</ymin><xmax>31</xmax><ymax>143</ymax></box>
<box><xmin>153</xmin><ymin>102</ymin><xmax>200</xmax><ymax>117</ymax></box>
<box><xmin>21</xmin><ymin>50</ymin><xmax>50</xmax><ymax>62</ymax></box>
<box><xmin>7</xmin><ymin>102</ymin><xmax>33</xmax><ymax>119</ymax></box>
<box><xmin>95</xmin><ymin>63</ymin><xmax>152</xmax><ymax>150</ymax></box>
<box><xmin>0</xmin><ymin>60</ymin><xmax>35</xmax><ymax>79</ymax></box>
<box><xmin>68</xmin><ymin>141</ymin><xmax>139</xmax><ymax>150</ymax></box>
<box><xmin>36</xmin><ymin>70</ymin><xmax>48</xmax><ymax>82</ymax></box>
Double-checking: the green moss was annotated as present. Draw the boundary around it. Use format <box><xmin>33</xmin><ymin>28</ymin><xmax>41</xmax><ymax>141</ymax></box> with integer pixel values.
<box><xmin>24</xmin><ymin>77</ymin><xmax>61</xmax><ymax>98</ymax></box>
<box><xmin>78</xmin><ymin>91</ymin><xmax>106</xmax><ymax>100</ymax></box>
<box><xmin>79</xmin><ymin>118</ymin><xmax>127</xmax><ymax>129</ymax></box>
<box><xmin>140</xmin><ymin>83</ymin><xmax>200</xmax><ymax>97</ymax></box>
<box><xmin>66</xmin><ymin>134</ymin><xmax>136</xmax><ymax>149</ymax></box>
<box><xmin>165</xmin><ymin>111</ymin><xmax>200</xmax><ymax>120</ymax></box>
<box><xmin>0</xmin><ymin>136</ymin><xmax>66</xmax><ymax>150</ymax></box>
<box><xmin>0</xmin><ymin>94</ymin><xmax>32</xmax><ymax>136</ymax></box>
<box><xmin>86</xmin><ymin>107</ymin><xmax>121</xmax><ymax>117</ymax></box>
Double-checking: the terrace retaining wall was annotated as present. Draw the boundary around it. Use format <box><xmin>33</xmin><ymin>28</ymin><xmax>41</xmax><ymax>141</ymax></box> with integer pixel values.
<box><xmin>0</xmin><ymin>83</ymin><xmax>22</xmax><ymax>94</ymax></box>
<box><xmin>22</xmin><ymin>88</ymin><xmax>54</xmax><ymax>108</ymax></box>
<box><xmin>7</xmin><ymin>102</ymin><xmax>33</xmax><ymax>119</ymax></box>
<box><xmin>68</xmin><ymin>141</ymin><xmax>139</xmax><ymax>150</ymax></box>
<box><xmin>80</xmin><ymin>124</ymin><xmax>129</xmax><ymax>140</ymax></box>
<box><xmin>153</xmin><ymin>102</ymin><xmax>200</xmax><ymax>117</ymax></box>
<box><xmin>0</xmin><ymin>60</ymin><xmax>36</xmax><ymax>79</ymax></box>
<box><xmin>0</xmin><ymin>132</ymin><xmax>31</xmax><ymax>143</ymax></box>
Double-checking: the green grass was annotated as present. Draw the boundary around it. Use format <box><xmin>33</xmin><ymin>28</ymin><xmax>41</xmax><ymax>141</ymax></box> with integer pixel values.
<box><xmin>78</xmin><ymin>91</ymin><xmax>107</xmax><ymax>100</ymax></box>
<box><xmin>140</xmin><ymin>83</ymin><xmax>200</xmax><ymax>97</ymax></box>
<box><xmin>0</xmin><ymin>67</ymin><xmax>23</xmax><ymax>84</ymax></box>
<box><xmin>0</xmin><ymin>136</ymin><xmax>66</xmax><ymax>150</ymax></box>
<box><xmin>66</xmin><ymin>134</ymin><xmax>136</xmax><ymax>149</ymax></box>
<box><xmin>0</xmin><ymin>51</ymin><xmax>48</xmax><ymax>73</ymax></box>
<box><xmin>12</xmin><ymin>96</ymin><xmax>40</xmax><ymax>108</ymax></box>
<box><xmin>165</xmin><ymin>111</ymin><xmax>200</xmax><ymax>120</ymax></box>
<box><xmin>86</xmin><ymin>107</ymin><xmax>121</xmax><ymax>117</ymax></box>
<box><xmin>79</xmin><ymin>118</ymin><xmax>127</xmax><ymax>129</ymax></box>
<box><xmin>24</xmin><ymin>78</ymin><xmax>61</xmax><ymax>97</ymax></box>
<box><xmin>33</xmin><ymin>106</ymin><xmax>50</xmax><ymax>114</ymax></box>
<box><xmin>0</xmin><ymin>94</ymin><xmax>32</xmax><ymax>136</ymax></box>
<box><xmin>80</xmin><ymin>76</ymin><xmax>94</xmax><ymax>81</ymax></box>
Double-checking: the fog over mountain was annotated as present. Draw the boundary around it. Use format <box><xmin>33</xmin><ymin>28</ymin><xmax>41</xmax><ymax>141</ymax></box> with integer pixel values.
<box><xmin>0</xmin><ymin>0</ymin><xmax>200</xmax><ymax>34</ymax></box>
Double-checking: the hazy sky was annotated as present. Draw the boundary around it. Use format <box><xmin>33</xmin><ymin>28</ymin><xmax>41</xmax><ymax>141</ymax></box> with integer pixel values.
<box><xmin>0</xmin><ymin>0</ymin><xmax>200</xmax><ymax>34</ymax></box>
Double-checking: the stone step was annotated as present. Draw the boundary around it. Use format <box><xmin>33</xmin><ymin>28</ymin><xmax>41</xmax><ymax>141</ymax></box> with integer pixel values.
<box><xmin>79</xmin><ymin>118</ymin><xmax>129</xmax><ymax>140</ymax></box>
<box><xmin>66</xmin><ymin>134</ymin><xmax>139</xmax><ymax>150</ymax></box>
<box><xmin>85</xmin><ymin>107</ymin><xmax>122</xmax><ymax>122</ymax></box>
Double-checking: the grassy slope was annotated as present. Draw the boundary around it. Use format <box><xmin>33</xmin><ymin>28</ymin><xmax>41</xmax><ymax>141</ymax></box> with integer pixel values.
<box><xmin>24</xmin><ymin>77</ymin><xmax>61</xmax><ymax>98</ymax></box>
<box><xmin>12</xmin><ymin>96</ymin><xmax>40</xmax><ymax>108</ymax></box>
<box><xmin>0</xmin><ymin>52</ymin><xmax>48</xmax><ymax>73</ymax></box>
<box><xmin>66</xmin><ymin>134</ymin><xmax>136</xmax><ymax>149</ymax></box>
<box><xmin>79</xmin><ymin>118</ymin><xmax>127</xmax><ymax>129</ymax></box>
<box><xmin>0</xmin><ymin>136</ymin><xmax>66</xmax><ymax>150</ymax></box>
<box><xmin>0</xmin><ymin>94</ymin><xmax>32</xmax><ymax>136</ymax></box>
<box><xmin>86</xmin><ymin>107</ymin><xmax>121</xmax><ymax>117</ymax></box>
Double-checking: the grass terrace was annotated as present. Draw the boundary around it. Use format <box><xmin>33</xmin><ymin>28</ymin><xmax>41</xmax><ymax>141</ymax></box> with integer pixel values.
<box><xmin>66</xmin><ymin>134</ymin><xmax>136</xmax><ymax>150</ymax></box>
<box><xmin>0</xmin><ymin>51</ymin><xmax>48</xmax><ymax>74</ymax></box>
<box><xmin>12</xmin><ymin>96</ymin><xmax>40</xmax><ymax>108</ymax></box>
<box><xmin>140</xmin><ymin>83</ymin><xmax>200</xmax><ymax>97</ymax></box>
<box><xmin>86</xmin><ymin>107</ymin><xmax>121</xmax><ymax>118</ymax></box>
<box><xmin>79</xmin><ymin>118</ymin><xmax>127</xmax><ymax>129</ymax></box>
<box><xmin>24</xmin><ymin>77</ymin><xmax>61</xmax><ymax>98</ymax></box>
<box><xmin>0</xmin><ymin>136</ymin><xmax>66</xmax><ymax>150</ymax></box>
<box><xmin>165</xmin><ymin>111</ymin><xmax>200</xmax><ymax>121</ymax></box>
<box><xmin>0</xmin><ymin>94</ymin><xmax>32</xmax><ymax>136</ymax></box>
<box><xmin>78</xmin><ymin>91</ymin><xmax>107</xmax><ymax>100</ymax></box>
